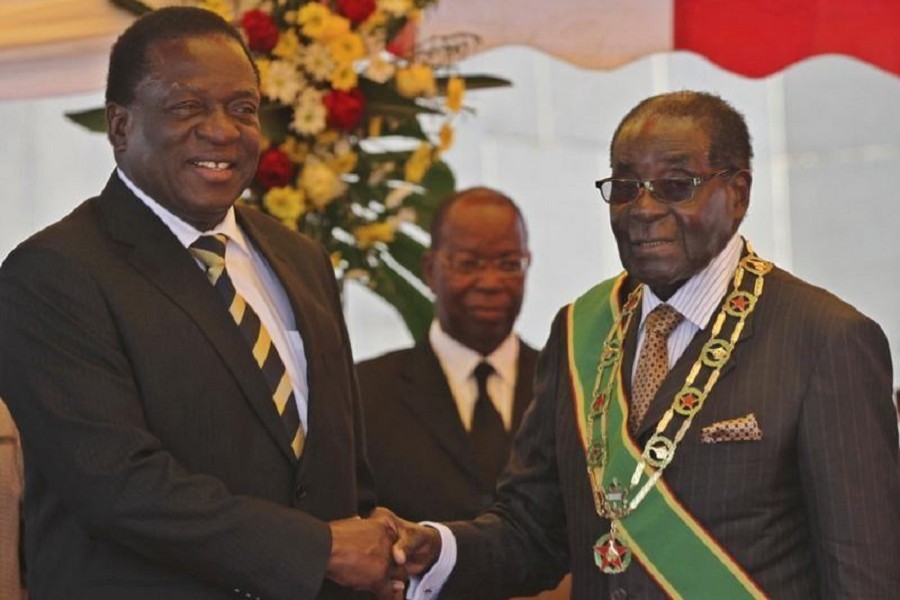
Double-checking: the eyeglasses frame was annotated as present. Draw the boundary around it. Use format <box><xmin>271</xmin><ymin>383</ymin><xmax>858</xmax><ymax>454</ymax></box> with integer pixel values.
<box><xmin>594</xmin><ymin>168</ymin><xmax>746</xmax><ymax>205</ymax></box>
<box><xmin>435</xmin><ymin>250</ymin><xmax>531</xmax><ymax>277</ymax></box>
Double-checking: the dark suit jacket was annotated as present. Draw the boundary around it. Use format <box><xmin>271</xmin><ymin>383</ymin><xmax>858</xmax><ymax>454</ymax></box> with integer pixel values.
<box><xmin>0</xmin><ymin>174</ymin><xmax>376</xmax><ymax>600</ymax></box>
<box><xmin>357</xmin><ymin>340</ymin><xmax>537</xmax><ymax>523</ymax></box>
<box><xmin>442</xmin><ymin>268</ymin><xmax>900</xmax><ymax>599</ymax></box>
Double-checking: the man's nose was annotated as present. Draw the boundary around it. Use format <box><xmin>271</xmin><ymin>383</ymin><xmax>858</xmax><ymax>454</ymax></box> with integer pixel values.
<box><xmin>197</xmin><ymin>107</ymin><xmax>240</xmax><ymax>142</ymax></box>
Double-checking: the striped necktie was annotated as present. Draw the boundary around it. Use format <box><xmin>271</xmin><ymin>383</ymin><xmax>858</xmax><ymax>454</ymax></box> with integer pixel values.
<box><xmin>190</xmin><ymin>234</ymin><xmax>304</xmax><ymax>458</ymax></box>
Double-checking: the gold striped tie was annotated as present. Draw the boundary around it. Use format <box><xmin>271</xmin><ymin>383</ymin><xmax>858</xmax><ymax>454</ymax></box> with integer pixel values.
<box><xmin>190</xmin><ymin>234</ymin><xmax>304</xmax><ymax>457</ymax></box>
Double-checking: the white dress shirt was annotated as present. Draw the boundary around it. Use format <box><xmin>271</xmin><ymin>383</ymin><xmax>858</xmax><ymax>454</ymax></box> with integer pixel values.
<box><xmin>408</xmin><ymin>233</ymin><xmax>746</xmax><ymax>600</ymax></box>
<box><xmin>633</xmin><ymin>233</ymin><xmax>743</xmax><ymax>379</ymax></box>
<box><xmin>428</xmin><ymin>320</ymin><xmax>520</xmax><ymax>431</ymax></box>
<box><xmin>117</xmin><ymin>169</ymin><xmax>310</xmax><ymax>433</ymax></box>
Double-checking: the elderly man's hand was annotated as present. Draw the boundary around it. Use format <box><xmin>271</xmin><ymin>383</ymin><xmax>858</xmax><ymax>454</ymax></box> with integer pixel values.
<box><xmin>390</xmin><ymin>515</ymin><xmax>442</xmax><ymax>577</ymax></box>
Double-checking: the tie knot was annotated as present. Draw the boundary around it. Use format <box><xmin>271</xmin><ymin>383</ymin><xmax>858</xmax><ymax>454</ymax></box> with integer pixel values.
<box><xmin>189</xmin><ymin>234</ymin><xmax>228</xmax><ymax>283</ymax></box>
<box><xmin>473</xmin><ymin>361</ymin><xmax>494</xmax><ymax>386</ymax></box>
<box><xmin>645</xmin><ymin>304</ymin><xmax>683</xmax><ymax>337</ymax></box>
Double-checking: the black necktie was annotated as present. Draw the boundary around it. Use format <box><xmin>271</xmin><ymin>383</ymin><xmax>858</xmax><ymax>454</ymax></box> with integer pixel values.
<box><xmin>470</xmin><ymin>361</ymin><xmax>510</xmax><ymax>485</ymax></box>
<box><xmin>190</xmin><ymin>234</ymin><xmax>304</xmax><ymax>457</ymax></box>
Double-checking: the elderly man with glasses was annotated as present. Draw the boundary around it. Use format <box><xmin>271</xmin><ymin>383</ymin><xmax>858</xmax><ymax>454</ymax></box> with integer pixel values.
<box><xmin>386</xmin><ymin>91</ymin><xmax>900</xmax><ymax>599</ymax></box>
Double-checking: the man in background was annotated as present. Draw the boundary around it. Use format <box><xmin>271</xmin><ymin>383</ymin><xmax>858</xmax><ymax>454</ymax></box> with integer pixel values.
<box><xmin>0</xmin><ymin>7</ymin><xmax>398</xmax><ymax>599</ymax></box>
<box><xmin>358</xmin><ymin>187</ymin><xmax>568</xmax><ymax>599</ymax></box>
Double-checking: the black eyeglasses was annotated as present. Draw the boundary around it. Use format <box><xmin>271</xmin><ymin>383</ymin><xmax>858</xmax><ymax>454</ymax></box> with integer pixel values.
<box><xmin>595</xmin><ymin>169</ymin><xmax>739</xmax><ymax>205</ymax></box>
<box><xmin>439</xmin><ymin>252</ymin><xmax>531</xmax><ymax>277</ymax></box>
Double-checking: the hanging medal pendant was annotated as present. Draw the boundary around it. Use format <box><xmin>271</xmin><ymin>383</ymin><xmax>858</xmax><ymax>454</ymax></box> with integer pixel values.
<box><xmin>593</xmin><ymin>526</ymin><xmax>632</xmax><ymax>574</ymax></box>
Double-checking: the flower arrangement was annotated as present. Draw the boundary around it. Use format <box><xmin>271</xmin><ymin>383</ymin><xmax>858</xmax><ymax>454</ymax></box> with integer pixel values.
<box><xmin>69</xmin><ymin>0</ymin><xmax>509</xmax><ymax>340</ymax></box>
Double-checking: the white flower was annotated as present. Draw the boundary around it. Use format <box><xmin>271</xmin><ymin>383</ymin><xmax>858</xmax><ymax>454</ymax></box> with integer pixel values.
<box><xmin>263</xmin><ymin>60</ymin><xmax>305</xmax><ymax>105</ymax></box>
<box><xmin>291</xmin><ymin>89</ymin><xmax>327</xmax><ymax>136</ymax></box>
<box><xmin>301</xmin><ymin>43</ymin><xmax>336</xmax><ymax>82</ymax></box>
<box><xmin>364</xmin><ymin>55</ymin><xmax>395</xmax><ymax>84</ymax></box>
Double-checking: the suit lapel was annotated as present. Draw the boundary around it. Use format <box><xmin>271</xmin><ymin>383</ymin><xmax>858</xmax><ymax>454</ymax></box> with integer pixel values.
<box><xmin>397</xmin><ymin>344</ymin><xmax>485</xmax><ymax>485</ymax></box>
<box><xmin>97</xmin><ymin>174</ymin><xmax>297</xmax><ymax>464</ymax></box>
<box><xmin>634</xmin><ymin>285</ymin><xmax>757</xmax><ymax>441</ymax></box>
<box><xmin>511</xmin><ymin>343</ymin><xmax>537</xmax><ymax>432</ymax></box>
<box><xmin>236</xmin><ymin>207</ymin><xmax>339</xmax><ymax>465</ymax></box>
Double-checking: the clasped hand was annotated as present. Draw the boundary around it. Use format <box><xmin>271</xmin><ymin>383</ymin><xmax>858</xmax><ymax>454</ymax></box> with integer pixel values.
<box><xmin>327</xmin><ymin>507</ymin><xmax>442</xmax><ymax>599</ymax></box>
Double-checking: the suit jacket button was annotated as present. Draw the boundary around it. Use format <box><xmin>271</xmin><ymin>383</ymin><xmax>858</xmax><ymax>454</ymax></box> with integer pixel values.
<box><xmin>295</xmin><ymin>484</ymin><xmax>307</xmax><ymax>499</ymax></box>
<box><xmin>610</xmin><ymin>588</ymin><xmax>627</xmax><ymax>600</ymax></box>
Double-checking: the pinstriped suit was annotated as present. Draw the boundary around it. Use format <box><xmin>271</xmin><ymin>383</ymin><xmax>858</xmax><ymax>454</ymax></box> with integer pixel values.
<box><xmin>441</xmin><ymin>267</ymin><xmax>900</xmax><ymax>599</ymax></box>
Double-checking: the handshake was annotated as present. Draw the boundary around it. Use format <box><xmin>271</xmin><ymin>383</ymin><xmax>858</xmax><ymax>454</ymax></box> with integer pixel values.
<box><xmin>326</xmin><ymin>507</ymin><xmax>444</xmax><ymax>599</ymax></box>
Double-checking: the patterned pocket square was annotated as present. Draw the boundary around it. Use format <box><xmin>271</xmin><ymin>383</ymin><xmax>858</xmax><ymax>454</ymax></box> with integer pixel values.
<box><xmin>700</xmin><ymin>413</ymin><xmax>762</xmax><ymax>444</ymax></box>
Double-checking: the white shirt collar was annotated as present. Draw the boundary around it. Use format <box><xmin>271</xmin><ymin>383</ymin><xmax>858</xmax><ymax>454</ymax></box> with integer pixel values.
<box><xmin>116</xmin><ymin>168</ymin><xmax>249</xmax><ymax>254</ymax></box>
<box><xmin>428</xmin><ymin>319</ymin><xmax>519</xmax><ymax>385</ymax></box>
<box><xmin>641</xmin><ymin>233</ymin><xmax>744</xmax><ymax>330</ymax></box>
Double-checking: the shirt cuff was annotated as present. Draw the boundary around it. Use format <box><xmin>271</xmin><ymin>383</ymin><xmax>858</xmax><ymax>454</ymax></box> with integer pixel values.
<box><xmin>406</xmin><ymin>522</ymin><xmax>457</xmax><ymax>600</ymax></box>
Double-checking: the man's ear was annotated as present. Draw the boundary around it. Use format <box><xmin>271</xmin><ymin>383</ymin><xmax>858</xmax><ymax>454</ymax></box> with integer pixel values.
<box><xmin>421</xmin><ymin>250</ymin><xmax>436</xmax><ymax>292</ymax></box>
<box><xmin>730</xmin><ymin>169</ymin><xmax>752</xmax><ymax>218</ymax></box>
<box><xmin>106</xmin><ymin>102</ymin><xmax>130</xmax><ymax>153</ymax></box>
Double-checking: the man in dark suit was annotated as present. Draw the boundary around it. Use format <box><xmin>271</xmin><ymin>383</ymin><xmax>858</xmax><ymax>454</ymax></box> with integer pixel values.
<box><xmin>0</xmin><ymin>8</ymin><xmax>400</xmax><ymax>600</ymax></box>
<box><xmin>358</xmin><ymin>187</ymin><xmax>537</xmax><ymax>524</ymax></box>
<box><xmin>391</xmin><ymin>91</ymin><xmax>900</xmax><ymax>598</ymax></box>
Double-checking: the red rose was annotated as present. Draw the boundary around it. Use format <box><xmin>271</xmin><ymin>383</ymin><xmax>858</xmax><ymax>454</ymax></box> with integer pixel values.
<box><xmin>323</xmin><ymin>89</ymin><xmax>366</xmax><ymax>131</ymax></box>
<box><xmin>337</xmin><ymin>0</ymin><xmax>376</xmax><ymax>24</ymax></box>
<box><xmin>241</xmin><ymin>9</ymin><xmax>279</xmax><ymax>53</ymax></box>
<box><xmin>386</xmin><ymin>20</ymin><xmax>417</xmax><ymax>58</ymax></box>
<box><xmin>255</xmin><ymin>147</ymin><xmax>296</xmax><ymax>190</ymax></box>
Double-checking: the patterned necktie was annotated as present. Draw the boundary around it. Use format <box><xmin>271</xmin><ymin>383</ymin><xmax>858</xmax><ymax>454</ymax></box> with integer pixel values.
<box><xmin>470</xmin><ymin>361</ymin><xmax>510</xmax><ymax>485</ymax></box>
<box><xmin>629</xmin><ymin>303</ymin><xmax>684</xmax><ymax>434</ymax></box>
<box><xmin>190</xmin><ymin>234</ymin><xmax>304</xmax><ymax>458</ymax></box>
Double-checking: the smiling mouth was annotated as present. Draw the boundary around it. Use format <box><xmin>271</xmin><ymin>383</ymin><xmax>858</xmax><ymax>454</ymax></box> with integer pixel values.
<box><xmin>191</xmin><ymin>160</ymin><xmax>234</xmax><ymax>171</ymax></box>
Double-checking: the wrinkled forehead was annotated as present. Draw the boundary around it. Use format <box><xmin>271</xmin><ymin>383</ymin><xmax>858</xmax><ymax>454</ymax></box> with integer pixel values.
<box><xmin>611</xmin><ymin>113</ymin><xmax>712</xmax><ymax>170</ymax></box>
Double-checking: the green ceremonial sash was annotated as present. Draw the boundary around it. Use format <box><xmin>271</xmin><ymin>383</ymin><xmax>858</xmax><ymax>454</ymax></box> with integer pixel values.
<box><xmin>567</xmin><ymin>274</ymin><xmax>766</xmax><ymax>599</ymax></box>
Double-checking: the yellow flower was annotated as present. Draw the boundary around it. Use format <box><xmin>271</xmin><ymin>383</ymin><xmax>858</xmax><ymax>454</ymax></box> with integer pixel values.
<box><xmin>298</xmin><ymin>4</ymin><xmax>334</xmax><ymax>40</ymax></box>
<box><xmin>445</xmin><ymin>75</ymin><xmax>465</xmax><ymax>113</ymax></box>
<box><xmin>316</xmin><ymin>129</ymin><xmax>342</xmax><ymax>146</ymax></box>
<box><xmin>279</xmin><ymin>137</ymin><xmax>309</xmax><ymax>163</ymax></box>
<box><xmin>273</xmin><ymin>28</ymin><xmax>301</xmax><ymax>61</ymax></box>
<box><xmin>256</xmin><ymin>58</ymin><xmax>271</xmax><ymax>94</ymax></box>
<box><xmin>319</xmin><ymin>14</ymin><xmax>352</xmax><ymax>42</ymax></box>
<box><xmin>263</xmin><ymin>186</ymin><xmax>306</xmax><ymax>223</ymax></box>
<box><xmin>329</xmin><ymin>32</ymin><xmax>366</xmax><ymax>65</ymax></box>
<box><xmin>198</xmin><ymin>0</ymin><xmax>233</xmax><ymax>21</ymax></box>
<box><xmin>330</xmin><ymin>251</ymin><xmax>344</xmax><ymax>269</ymax></box>
<box><xmin>368</xmin><ymin>115</ymin><xmax>383</xmax><ymax>138</ymax></box>
<box><xmin>438</xmin><ymin>122</ymin><xmax>454</xmax><ymax>152</ymax></box>
<box><xmin>360</xmin><ymin>9</ymin><xmax>388</xmax><ymax>31</ymax></box>
<box><xmin>328</xmin><ymin>150</ymin><xmax>359</xmax><ymax>174</ymax></box>
<box><xmin>354</xmin><ymin>221</ymin><xmax>397</xmax><ymax>249</ymax></box>
<box><xmin>330</xmin><ymin>62</ymin><xmax>359</xmax><ymax>91</ymax></box>
<box><xmin>395</xmin><ymin>63</ymin><xmax>436</xmax><ymax>98</ymax></box>
<box><xmin>301</xmin><ymin>161</ymin><xmax>345</xmax><ymax>208</ymax></box>
<box><xmin>404</xmin><ymin>143</ymin><xmax>433</xmax><ymax>183</ymax></box>
<box><xmin>378</xmin><ymin>0</ymin><xmax>413</xmax><ymax>17</ymax></box>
